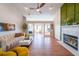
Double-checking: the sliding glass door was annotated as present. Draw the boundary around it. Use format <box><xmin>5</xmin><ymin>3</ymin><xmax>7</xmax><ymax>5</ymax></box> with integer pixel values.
<box><xmin>34</xmin><ymin>23</ymin><xmax>44</xmax><ymax>34</ymax></box>
<box><xmin>28</xmin><ymin>23</ymin><xmax>51</xmax><ymax>37</ymax></box>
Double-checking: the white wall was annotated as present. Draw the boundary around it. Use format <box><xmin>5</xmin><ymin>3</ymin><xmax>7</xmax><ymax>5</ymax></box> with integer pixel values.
<box><xmin>26</xmin><ymin>13</ymin><xmax>54</xmax><ymax>21</ymax></box>
<box><xmin>0</xmin><ymin>4</ymin><xmax>23</xmax><ymax>36</ymax></box>
<box><xmin>54</xmin><ymin>9</ymin><xmax>60</xmax><ymax>40</ymax></box>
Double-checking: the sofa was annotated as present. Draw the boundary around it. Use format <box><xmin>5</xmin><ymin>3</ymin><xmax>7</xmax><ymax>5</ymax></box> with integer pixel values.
<box><xmin>0</xmin><ymin>33</ymin><xmax>29</xmax><ymax>56</ymax></box>
<box><xmin>0</xmin><ymin>33</ymin><xmax>25</xmax><ymax>51</ymax></box>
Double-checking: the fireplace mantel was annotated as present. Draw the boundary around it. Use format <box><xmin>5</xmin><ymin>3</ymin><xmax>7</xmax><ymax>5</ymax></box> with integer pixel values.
<box><xmin>60</xmin><ymin>25</ymin><xmax>79</xmax><ymax>55</ymax></box>
<box><xmin>61</xmin><ymin>25</ymin><xmax>79</xmax><ymax>37</ymax></box>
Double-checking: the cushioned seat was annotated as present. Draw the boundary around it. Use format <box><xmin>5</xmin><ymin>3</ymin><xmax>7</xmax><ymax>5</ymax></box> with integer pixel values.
<box><xmin>0</xmin><ymin>48</ymin><xmax>17</xmax><ymax>56</ymax></box>
<box><xmin>0</xmin><ymin>48</ymin><xmax>3</xmax><ymax>56</ymax></box>
<box><xmin>3</xmin><ymin>51</ymin><xmax>17</xmax><ymax>56</ymax></box>
<box><xmin>10</xmin><ymin>47</ymin><xmax>29</xmax><ymax>56</ymax></box>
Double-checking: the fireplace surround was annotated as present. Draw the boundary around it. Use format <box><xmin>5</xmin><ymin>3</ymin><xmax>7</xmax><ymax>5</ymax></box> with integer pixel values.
<box><xmin>63</xmin><ymin>34</ymin><xmax>78</xmax><ymax>50</ymax></box>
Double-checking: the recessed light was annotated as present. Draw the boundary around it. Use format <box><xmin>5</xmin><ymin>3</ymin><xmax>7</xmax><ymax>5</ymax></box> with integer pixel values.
<box><xmin>24</xmin><ymin>7</ymin><xmax>29</xmax><ymax>10</ymax></box>
<box><xmin>49</xmin><ymin>7</ymin><xmax>53</xmax><ymax>10</ymax></box>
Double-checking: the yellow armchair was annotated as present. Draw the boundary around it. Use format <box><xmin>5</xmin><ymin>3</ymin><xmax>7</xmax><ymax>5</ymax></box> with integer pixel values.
<box><xmin>11</xmin><ymin>47</ymin><xmax>29</xmax><ymax>56</ymax></box>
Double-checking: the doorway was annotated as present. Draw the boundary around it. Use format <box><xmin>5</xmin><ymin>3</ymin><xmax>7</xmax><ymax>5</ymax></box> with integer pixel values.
<box><xmin>28</xmin><ymin>23</ymin><xmax>54</xmax><ymax>37</ymax></box>
<box><xmin>34</xmin><ymin>23</ymin><xmax>44</xmax><ymax>34</ymax></box>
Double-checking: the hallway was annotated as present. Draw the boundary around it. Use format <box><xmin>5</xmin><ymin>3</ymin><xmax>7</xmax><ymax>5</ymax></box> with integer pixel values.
<box><xmin>29</xmin><ymin>33</ymin><xmax>74</xmax><ymax>56</ymax></box>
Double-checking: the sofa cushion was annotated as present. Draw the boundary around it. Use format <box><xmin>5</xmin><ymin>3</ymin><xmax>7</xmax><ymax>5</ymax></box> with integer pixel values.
<box><xmin>15</xmin><ymin>33</ymin><xmax>25</xmax><ymax>37</ymax></box>
<box><xmin>0</xmin><ymin>33</ymin><xmax>15</xmax><ymax>51</ymax></box>
<box><xmin>0</xmin><ymin>48</ymin><xmax>4</xmax><ymax>56</ymax></box>
<box><xmin>3</xmin><ymin>51</ymin><xmax>17</xmax><ymax>56</ymax></box>
<box><xmin>0</xmin><ymin>48</ymin><xmax>17</xmax><ymax>56</ymax></box>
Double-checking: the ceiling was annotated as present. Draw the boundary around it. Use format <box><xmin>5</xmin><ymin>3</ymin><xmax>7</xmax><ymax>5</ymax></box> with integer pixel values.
<box><xmin>14</xmin><ymin>3</ymin><xmax>63</xmax><ymax>16</ymax></box>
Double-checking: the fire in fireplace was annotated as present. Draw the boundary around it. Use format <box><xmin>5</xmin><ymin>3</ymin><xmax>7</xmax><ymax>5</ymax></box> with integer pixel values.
<box><xmin>63</xmin><ymin>34</ymin><xmax>78</xmax><ymax>50</ymax></box>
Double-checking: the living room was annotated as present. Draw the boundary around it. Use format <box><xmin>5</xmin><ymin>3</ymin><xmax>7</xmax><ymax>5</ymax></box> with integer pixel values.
<box><xmin>0</xmin><ymin>3</ymin><xmax>61</xmax><ymax>56</ymax></box>
<box><xmin>0</xmin><ymin>3</ymin><xmax>79</xmax><ymax>56</ymax></box>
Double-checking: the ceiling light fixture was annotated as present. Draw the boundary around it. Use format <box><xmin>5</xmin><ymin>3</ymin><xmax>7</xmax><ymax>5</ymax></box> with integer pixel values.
<box><xmin>36</xmin><ymin>9</ymin><xmax>42</xmax><ymax>14</ymax></box>
<box><xmin>24</xmin><ymin>7</ymin><xmax>29</xmax><ymax>10</ymax></box>
<box><xmin>49</xmin><ymin>7</ymin><xmax>53</xmax><ymax>10</ymax></box>
<box><xmin>36</xmin><ymin>9</ymin><xmax>40</xmax><ymax>12</ymax></box>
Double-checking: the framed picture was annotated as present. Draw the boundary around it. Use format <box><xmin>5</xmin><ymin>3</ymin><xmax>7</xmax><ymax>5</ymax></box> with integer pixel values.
<box><xmin>0</xmin><ymin>22</ymin><xmax>15</xmax><ymax>32</ymax></box>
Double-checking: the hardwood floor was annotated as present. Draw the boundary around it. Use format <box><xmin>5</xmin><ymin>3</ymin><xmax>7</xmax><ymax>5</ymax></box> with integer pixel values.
<box><xmin>29</xmin><ymin>33</ymin><xmax>74</xmax><ymax>56</ymax></box>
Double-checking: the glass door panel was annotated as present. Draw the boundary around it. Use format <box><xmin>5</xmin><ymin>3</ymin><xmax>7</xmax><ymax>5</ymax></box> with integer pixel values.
<box><xmin>45</xmin><ymin>24</ymin><xmax>51</xmax><ymax>36</ymax></box>
<box><xmin>34</xmin><ymin>23</ymin><xmax>44</xmax><ymax>34</ymax></box>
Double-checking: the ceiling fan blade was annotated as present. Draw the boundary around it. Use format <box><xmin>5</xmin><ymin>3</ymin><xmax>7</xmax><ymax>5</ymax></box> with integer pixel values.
<box><xmin>37</xmin><ymin>3</ymin><xmax>45</xmax><ymax>9</ymax></box>
<box><xmin>29</xmin><ymin>8</ymin><xmax>36</xmax><ymax>10</ymax></box>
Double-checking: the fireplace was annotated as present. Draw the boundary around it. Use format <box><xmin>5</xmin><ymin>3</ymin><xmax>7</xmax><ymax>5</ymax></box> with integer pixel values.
<box><xmin>63</xmin><ymin>34</ymin><xmax>78</xmax><ymax>50</ymax></box>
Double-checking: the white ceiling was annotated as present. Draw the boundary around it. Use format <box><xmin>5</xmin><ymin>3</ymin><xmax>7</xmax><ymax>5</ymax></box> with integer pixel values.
<box><xmin>14</xmin><ymin>3</ymin><xmax>63</xmax><ymax>16</ymax></box>
<box><xmin>11</xmin><ymin>3</ymin><xmax>63</xmax><ymax>21</ymax></box>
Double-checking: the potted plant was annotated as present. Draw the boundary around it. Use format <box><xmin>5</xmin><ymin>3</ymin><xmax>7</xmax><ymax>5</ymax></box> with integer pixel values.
<box><xmin>22</xmin><ymin>23</ymin><xmax>27</xmax><ymax>32</ymax></box>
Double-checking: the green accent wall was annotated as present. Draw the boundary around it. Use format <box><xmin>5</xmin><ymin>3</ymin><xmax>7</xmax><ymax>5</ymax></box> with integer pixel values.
<box><xmin>61</xmin><ymin>3</ymin><xmax>79</xmax><ymax>26</ymax></box>
<box><xmin>67</xmin><ymin>3</ymin><xmax>74</xmax><ymax>25</ymax></box>
<box><xmin>75</xmin><ymin>3</ymin><xmax>79</xmax><ymax>24</ymax></box>
<box><xmin>61</xmin><ymin>4</ymin><xmax>67</xmax><ymax>25</ymax></box>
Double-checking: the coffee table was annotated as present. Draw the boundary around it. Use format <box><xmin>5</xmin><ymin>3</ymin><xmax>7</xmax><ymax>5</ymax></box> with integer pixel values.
<box><xmin>19</xmin><ymin>37</ymin><xmax>32</xmax><ymax>46</ymax></box>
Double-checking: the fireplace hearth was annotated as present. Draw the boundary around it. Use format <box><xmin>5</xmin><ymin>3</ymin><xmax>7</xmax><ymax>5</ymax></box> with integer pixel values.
<box><xmin>63</xmin><ymin>34</ymin><xmax>78</xmax><ymax>50</ymax></box>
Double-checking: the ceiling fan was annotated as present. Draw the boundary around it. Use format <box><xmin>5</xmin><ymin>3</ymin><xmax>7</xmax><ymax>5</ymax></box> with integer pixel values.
<box><xmin>25</xmin><ymin>3</ymin><xmax>45</xmax><ymax>15</ymax></box>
